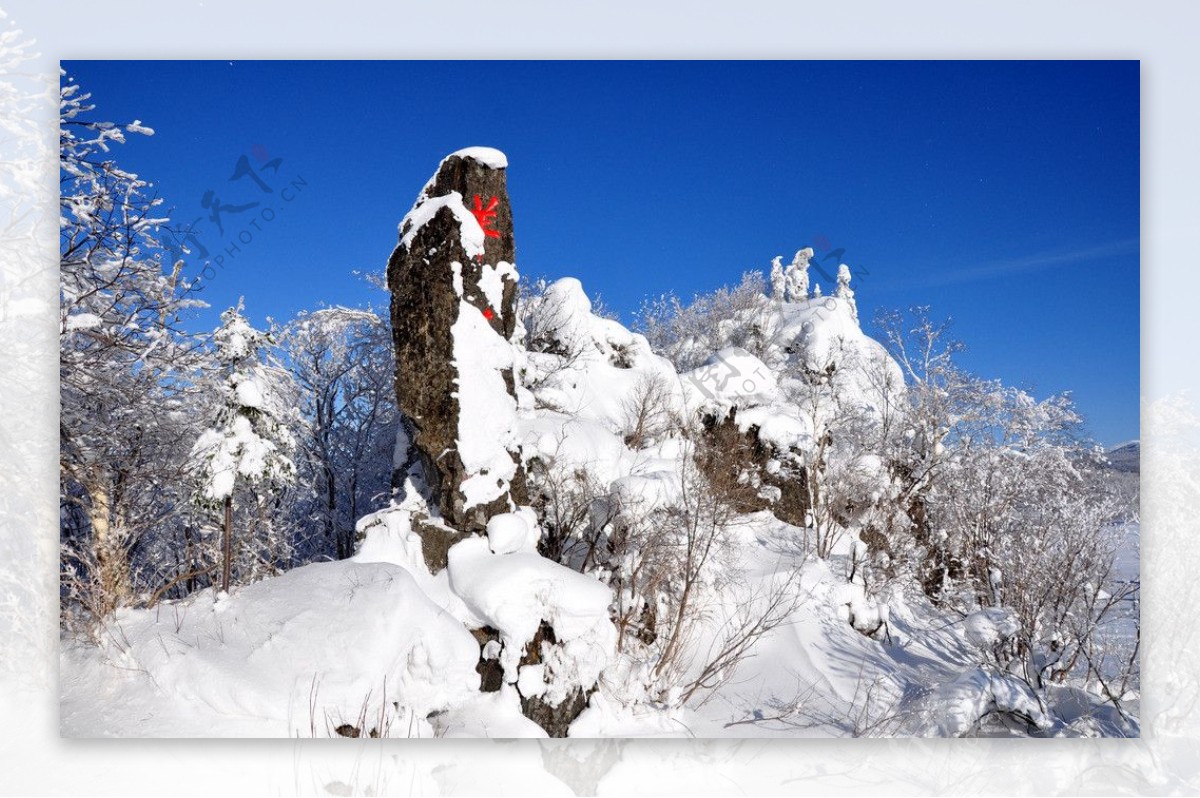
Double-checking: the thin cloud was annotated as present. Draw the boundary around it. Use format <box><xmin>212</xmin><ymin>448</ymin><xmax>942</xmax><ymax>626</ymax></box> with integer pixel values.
<box><xmin>918</xmin><ymin>238</ymin><xmax>1139</xmax><ymax>287</ymax></box>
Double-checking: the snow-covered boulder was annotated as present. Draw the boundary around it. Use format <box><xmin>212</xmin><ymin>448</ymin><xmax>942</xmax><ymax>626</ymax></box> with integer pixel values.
<box><xmin>447</xmin><ymin>535</ymin><xmax>617</xmax><ymax>735</ymax></box>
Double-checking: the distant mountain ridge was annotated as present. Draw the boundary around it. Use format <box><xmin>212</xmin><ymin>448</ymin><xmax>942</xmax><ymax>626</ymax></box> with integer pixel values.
<box><xmin>1106</xmin><ymin>440</ymin><xmax>1140</xmax><ymax>473</ymax></box>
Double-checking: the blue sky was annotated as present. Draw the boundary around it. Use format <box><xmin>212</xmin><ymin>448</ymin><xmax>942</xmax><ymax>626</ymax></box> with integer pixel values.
<box><xmin>62</xmin><ymin>60</ymin><xmax>1139</xmax><ymax>445</ymax></box>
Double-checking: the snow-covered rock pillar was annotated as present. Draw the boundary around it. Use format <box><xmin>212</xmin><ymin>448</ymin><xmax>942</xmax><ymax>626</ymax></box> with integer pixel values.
<box><xmin>387</xmin><ymin>148</ymin><xmax>527</xmax><ymax>557</ymax></box>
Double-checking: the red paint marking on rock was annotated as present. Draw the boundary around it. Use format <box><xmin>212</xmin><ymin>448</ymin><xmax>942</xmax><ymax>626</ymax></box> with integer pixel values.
<box><xmin>482</xmin><ymin>307</ymin><xmax>495</xmax><ymax>320</ymax></box>
<box><xmin>471</xmin><ymin>194</ymin><xmax>502</xmax><ymax>239</ymax></box>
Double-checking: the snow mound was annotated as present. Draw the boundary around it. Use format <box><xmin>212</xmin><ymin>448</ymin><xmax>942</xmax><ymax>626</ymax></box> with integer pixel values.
<box><xmin>524</xmin><ymin>277</ymin><xmax>684</xmax><ymax>438</ymax></box>
<box><xmin>487</xmin><ymin>508</ymin><xmax>542</xmax><ymax>555</ymax></box>
<box><xmin>98</xmin><ymin>561</ymin><xmax>480</xmax><ymax>734</ymax></box>
<box><xmin>681</xmin><ymin>347</ymin><xmax>779</xmax><ymax>410</ymax></box>
<box><xmin>963</xmin><ymin>607</ymin><xmax>1020</xmax><ymax>651</ymax></box>
<box><xmin>447</xmin><ymin>536</ymin><xmax>617</xmax><ymax>706</ymax></box>
<box><xmin>901</xmin><ymin>667</ymin><xmax>1053</xmax><ymax>737</ymax></box>
<box><xmin>433</xmin><ymin>686</ymin><xmax>547</xmax><ymax>738</ymax></box>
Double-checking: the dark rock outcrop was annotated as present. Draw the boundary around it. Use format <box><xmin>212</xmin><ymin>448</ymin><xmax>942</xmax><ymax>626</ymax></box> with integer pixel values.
<box><xmin>697</xmin><ymin>409</ymin><xmax>811</xmax><ymax>527</ymax></box>
<box><xmin>387</xmin><ymin>148</ymin><xmax>527</xmax><ymax>555</ymax></box>
<box><xmin>386</xmin><ymin>149</ymin><xmax>607</xmax><ymax>738</ymax></box>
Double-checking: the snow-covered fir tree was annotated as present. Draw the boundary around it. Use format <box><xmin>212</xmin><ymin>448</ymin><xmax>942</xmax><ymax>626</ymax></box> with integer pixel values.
<box><xmin>835</xmin><ymin>263</ymin><xmax>858</xmax><ymax>322</ymax></box>
<box><xmin>189</xmin><ymin>301</ymin><xmax>297</xmax><ymax>592</ymax></box>
<box><xmin>769</xmin><ymin>256</ymin><xmax>787</xmax><ymax>301</ymax></box>
<box><xmin>785</xmin><ymin>247</ymin><xmax>812</xmax><ymax>301</ymax></box>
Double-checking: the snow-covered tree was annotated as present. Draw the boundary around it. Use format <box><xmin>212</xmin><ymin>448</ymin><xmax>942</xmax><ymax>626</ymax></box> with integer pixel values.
<box><xmin>836</xmin><ymin>263</ymin><xmax>858</xmax><ymax>323</ymax></box>
<box><xmin>276</xmin><ymin>306</ymin><xmax>397</xmax><ymax>560</ymax></box>
<box><xmin>59</xmin><ymin>72</ymin><xmax>206</xmax><ymax>623</ymax></box>
<box><xmin>785</xmin><ymin>248</ymin><xmax>812</xmax><ymax>302</ymax></box>
<box><xmin>189</xmin><ymin>302</ymin><xmax>297</xmax><ymax>592</ymax></box>
<box><xmin>769</xmin><ymin>256</ymin><xmax>787</xmax><ymax>301</ymax></box>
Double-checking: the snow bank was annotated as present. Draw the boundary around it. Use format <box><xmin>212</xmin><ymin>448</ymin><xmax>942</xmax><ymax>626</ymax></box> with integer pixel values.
<box><xmin>518</xmin><ymin>411</ymin><xmax>637</xmax><ymax>486</ymax></box>
<box><xmin>610</xmin><ymin>471</ymin><xmax>683</xmax><ymax>514</ymax></box>
<box><xmin>433</xmin><ymin>686</ymin><xmax>547</xmax><ymax>738</ymax></box>
<box><xmin>94</xmin><ymin>561</ymin><xmax>480</xmax><ymax>735</ymax></box>
<box><xmin>681</xmin><ymin>347</ymin><xmax>779</xmax><ymax>410</ymax></box>
<box><xmin>447</xmin><ymin>536</ymin><xmax>616</xmax><ymax>706</ymax></box>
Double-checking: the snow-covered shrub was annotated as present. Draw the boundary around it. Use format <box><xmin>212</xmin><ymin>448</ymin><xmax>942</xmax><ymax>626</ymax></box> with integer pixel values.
<box><xmin>877</xmin><ymin>306</ymin><xmax>1138</xmax><ymax>716</ymax></box>
<box><xmin>637</xmin><ymin>271</ymin><xmax>768</xmax><ymax>372</ymax></box>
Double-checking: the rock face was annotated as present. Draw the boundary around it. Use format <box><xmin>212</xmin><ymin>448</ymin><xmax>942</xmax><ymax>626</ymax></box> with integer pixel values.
<box><xmin>385</xmin><ymin>149</ymin><xmax>611</xmax><ymax>737</ymax></box>
<box><xmin>388</xmin><ymin>147</ymin><xmax>527</xmax><ymax>556</ymax></box>
<box><xmin>697</xmin><ymin>409</ymin><xmax>811</xmax><ymax>527</ymax></box>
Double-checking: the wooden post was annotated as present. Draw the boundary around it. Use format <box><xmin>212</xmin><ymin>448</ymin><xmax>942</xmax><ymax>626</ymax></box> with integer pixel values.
<box><xmin>221</xmin><ymin>495</ymin><xmax>233</xmax><ymax>592</ymax></box>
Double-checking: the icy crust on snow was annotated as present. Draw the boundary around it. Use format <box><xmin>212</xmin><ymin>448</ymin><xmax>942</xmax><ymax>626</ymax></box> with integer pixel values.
<box><xmin>447</xmin><ymin>534</ymin><xmax>616</xmax><ymax>707</ymax></box>
<box><xmin>91</xmin><ymin>561</ymin><xmax>480</xmax><ymax>734</ymax></box>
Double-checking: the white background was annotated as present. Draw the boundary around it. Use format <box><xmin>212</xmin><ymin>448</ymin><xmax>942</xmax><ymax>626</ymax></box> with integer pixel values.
<box><xmin>1</xmin><ymin>1</ymin><xmax>1197</xmax><ymax>794</ymax></box>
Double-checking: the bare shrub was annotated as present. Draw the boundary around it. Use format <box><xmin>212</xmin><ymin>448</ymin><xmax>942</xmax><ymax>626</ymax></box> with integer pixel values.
<box><xmin>620</xmin><ymin>372</ymin><xmax>677</xmax><ymax>449</ymax></box>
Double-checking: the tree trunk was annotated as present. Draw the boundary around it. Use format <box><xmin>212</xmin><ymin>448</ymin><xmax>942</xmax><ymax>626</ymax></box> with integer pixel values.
<box><xmin>89</xmin><ymin>480</ymin><xmax>131</xmax><ymax>615</ymax></box>
<box><xmin>221</xmin><ymin>495</ymin><xmax>233</xmax><ymax>592</ymax></box>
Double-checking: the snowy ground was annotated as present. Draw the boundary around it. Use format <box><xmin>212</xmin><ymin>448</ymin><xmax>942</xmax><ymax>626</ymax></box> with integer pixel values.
<box><xmin>60</xmin><ymin>517</ymin><xmax>1139</xmax><ymax>738</ymax></box>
